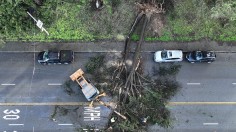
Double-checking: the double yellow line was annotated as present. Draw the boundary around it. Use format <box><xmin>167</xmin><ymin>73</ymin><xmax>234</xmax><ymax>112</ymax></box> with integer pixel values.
<box><xmin>0</xmin><ymin>102</ymin><xmax>112</xmax><ymax>106</ymax></box>
<box><xmin>169</xmin><ymin>102</ymin><xmax>236</xmax><ymax>105</ymax></box>
<box><xmin>0</xmin><ymin>102</ymin><xmax>236</xmax><ymax>106</ymax></box>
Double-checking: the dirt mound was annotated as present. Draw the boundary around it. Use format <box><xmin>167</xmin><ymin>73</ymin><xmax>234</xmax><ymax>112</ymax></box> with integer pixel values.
<box><xmin>147</xmin><ymin>13</ymin><xmax>166</xmax><ymax>37</ymax></box>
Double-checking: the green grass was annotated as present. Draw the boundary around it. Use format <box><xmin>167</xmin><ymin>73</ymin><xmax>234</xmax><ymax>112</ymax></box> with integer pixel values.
<box><xmin>3</xmin><ymin>0</ymin><xmax>137</xmax><ymax>42</ymax></box>
<box><xmin>22</xmin><ymin>1</ymin><xmax>95</xmax><ymax>42</ymax></box>
<box><xmin>2</xmin><ymin>0</ymin><xmax>236</xmax><ymax>42</ymax></box>
<box><xmin>158</xmin><ymin>0</ymin><xmax>236</xmax><ymax>42</ymax></box>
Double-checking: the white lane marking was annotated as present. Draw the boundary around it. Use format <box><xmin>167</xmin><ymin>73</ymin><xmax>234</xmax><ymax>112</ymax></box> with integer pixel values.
<box><xmin>83</xmin><ymin>129</ymin><xmax>100</xmax><ymax>130</ymax></box>
<box><xmin>187</xmin><ymin>83</ymin><xmax>201</xmax><ymax>85</ymax></box>
<box><xmin>1</xmin><ymin>84</ymin><xmax>15</xmax><ymax>86</ymax></box>
<box><xmin>48</xmin><ymin>83</ymin><xmax>62</xmax><ymax>86</ymax></box>
<box><xmin>9</xmin><ymin>124</ymin><xmax>24</xmax><ymax>126</ymax></box>
<box><xmin>232</xmin><ymin>83</ymin><xmax>236</xmax><ymax>85</ymax></box>
<box><xmin>58</xmin><ymin>124</ymin><xmax>73</xmax><ymax>126</ymax></box>
<box><xmin>203</xmin><ymin>123</ymin><xmax>219</xmax><ymax>125</ymax></box>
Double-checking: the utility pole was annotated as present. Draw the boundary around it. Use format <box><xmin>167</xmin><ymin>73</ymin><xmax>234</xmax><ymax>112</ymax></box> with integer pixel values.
<box><xmin>27</xmin><ymin>12</ymin><xmax>49</xmax><ymax>35</ymax></box>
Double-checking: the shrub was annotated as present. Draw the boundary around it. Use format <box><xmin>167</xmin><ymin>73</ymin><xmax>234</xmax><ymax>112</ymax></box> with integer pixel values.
<box><xmin>158</xmin><ymin>64</ymin><xmax>181</xmax><ymax>76</ymax></box>
<box><xmin>85</xmin><ymin>55</ymin><xmax>105</xmax><ymax>74</ymax></box>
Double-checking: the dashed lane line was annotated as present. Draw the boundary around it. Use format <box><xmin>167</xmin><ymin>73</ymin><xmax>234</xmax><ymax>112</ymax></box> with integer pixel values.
<box><xmin>1</xmin><ymin>84</ymin><xmax>15</xmax><ymax>86</ymax></box>
<box><xmin>58</xmin><ymin>124</ymin><xmax>73</xmax><ymax>126</ymax></box>
<box><xmin>187</xmin><ymin>83</ymin><xmax>201</xmax><ymax>85</ymax></box>
<box><xmin>83</xmin><ymin>129</ymin><xmax>100</xmax><ymax>131</ymax></box>
<box><xmin>9</xmin><ymin>124</ymin><xmax>24</xmax><ymax>126</ymax></box>
<box><xmin>48</xmin><ymin>83</ymin><xmax>62</xmax><ymax>86</ymax></box>
<box><xmin>203</xmin><ymin>123</ymin><xmax>219</xmax><ymax>126</ymax></box>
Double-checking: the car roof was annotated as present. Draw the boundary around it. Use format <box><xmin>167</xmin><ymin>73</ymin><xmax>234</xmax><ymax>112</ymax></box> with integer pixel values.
<box><xmin>48</xmin><ymin>51</ymin><xmax>59</xmax><ymax>60</ymax></box>
<box><xmin>201</xmin><ymin>51</ymin><xmax>216</xmax><ymax>58</ymax></box>
<box><xmin>166</xmin><ymin>50</ymin><xmax>182</xmax><ymax>59</ymax></box>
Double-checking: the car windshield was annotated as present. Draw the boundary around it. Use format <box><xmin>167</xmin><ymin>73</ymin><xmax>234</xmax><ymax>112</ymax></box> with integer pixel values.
<box><xmin>161</xmin><ymin>51</ymin><xmax>168</xmax><ymax>59</ymax></box>
<box><xmin>43</xmin><ymin>51</ymin><xmax>49</xmax><ymax>60</ymax></box>
<box><xmin>191</xmin><ymin>52</ymin><xmax>196</xmax><ymax>59</ymax></box>
<box><xmin>195</xmin><ymin>51</ymin><xmax>202</xmax><ymax>60</ymax></box>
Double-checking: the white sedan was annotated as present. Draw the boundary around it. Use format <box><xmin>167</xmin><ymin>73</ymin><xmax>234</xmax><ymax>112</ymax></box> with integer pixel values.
<box><xmin>154</xmin><ymin>50</ymin><xmax>183</xmax><ymax>62</ymax></box>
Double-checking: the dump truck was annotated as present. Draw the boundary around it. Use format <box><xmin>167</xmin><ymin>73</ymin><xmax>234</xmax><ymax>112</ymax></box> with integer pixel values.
<box><xmin>70</xmin><ymin>69</ymin><xmax>100</xmax><ymax>101</ymax></box>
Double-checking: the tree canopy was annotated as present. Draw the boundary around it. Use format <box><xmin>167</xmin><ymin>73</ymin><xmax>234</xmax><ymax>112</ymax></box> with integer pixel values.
<box><xmin>211</xmin><ymin>0</ymin><xmax>236</xmax><ymax>21</ymax></box>
<box><xmin>0</xmin><ymin>0</ymin><xmax>57</xmax><ymax>39</ymax></box>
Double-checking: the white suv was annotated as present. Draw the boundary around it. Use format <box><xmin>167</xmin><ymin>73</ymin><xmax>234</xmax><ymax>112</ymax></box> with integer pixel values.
<box><xmin>154</xmin><ymin>50</ymin><xmax>183</xmax><ymax>62</ymax></box>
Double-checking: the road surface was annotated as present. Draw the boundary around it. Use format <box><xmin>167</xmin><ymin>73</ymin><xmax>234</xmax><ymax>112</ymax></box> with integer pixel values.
<box><xmin>0</xmin><ymin>52</ymin><xmax>109</xmax><ymax>132</ymax></box>
<box><xmin>1</xmin><ymin>51</ymin><xmax>236</xmax><ymax>131</ymax></box>
<box><xmin>149</xmin><ymin>53</ymin><xmax>236</xmax><ymax>132</ymax></box>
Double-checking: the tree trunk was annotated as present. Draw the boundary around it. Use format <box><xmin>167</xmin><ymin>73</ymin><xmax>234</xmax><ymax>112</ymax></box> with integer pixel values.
<box><xmin>123</xmin><ymin>15</ymin><xmax>149</xmax><ymax>103</ymax></box>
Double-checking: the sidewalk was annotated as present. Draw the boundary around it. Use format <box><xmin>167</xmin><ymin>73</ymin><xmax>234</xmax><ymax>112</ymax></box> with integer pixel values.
<box><xmin>1</xmin><ymin>40</ymin><xmax>236</xmax><ymax>52</ymax></box>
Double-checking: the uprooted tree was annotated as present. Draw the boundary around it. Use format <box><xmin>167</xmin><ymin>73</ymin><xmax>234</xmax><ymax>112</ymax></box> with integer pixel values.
<box><xmin>77</xmin><ymin>0</ymin><xmax>181</xmax><ymax>131</ymax></box>
<box><xmin>106</xmin><ymin>0</ymin><xmax>181</xmax><ymax>131</ymax></box>
<box><xmin>119</xmin><ymin>0</ymin><xmax>166</xmax><ymax>103</ymax></box>
<box><xmin>117</xmin><ymin>0</ymin><xmax>165</xmax><ymax>102</ymax></box>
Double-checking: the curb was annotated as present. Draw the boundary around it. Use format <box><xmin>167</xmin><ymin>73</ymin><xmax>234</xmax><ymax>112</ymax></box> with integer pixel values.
<box><xmin>1</xmin><ymin>51</ymin><xmax>236</xmax><ymax>53</ymax></box>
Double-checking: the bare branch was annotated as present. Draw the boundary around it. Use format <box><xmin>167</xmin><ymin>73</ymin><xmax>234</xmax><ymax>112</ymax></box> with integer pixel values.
<box><xmin>136</xmin><ymin>72</ymin><xmax>155</xmax><ymax>84</ymax></box>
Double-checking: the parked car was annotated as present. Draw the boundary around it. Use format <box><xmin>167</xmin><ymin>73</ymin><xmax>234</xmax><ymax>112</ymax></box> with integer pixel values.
<box><xmin>186</xmin><ymin>51</ymin><xmax>216</xmax><ymax>63</ymax></box>
<box><xmin>37</xmin><ymin>50</ymin><xmax>74</xmax><ymax>65</ymax></box>
<box><xmin>154</xmin><ymin>50</ymin><xmax>183</xmax><ymax>62</ymax></box>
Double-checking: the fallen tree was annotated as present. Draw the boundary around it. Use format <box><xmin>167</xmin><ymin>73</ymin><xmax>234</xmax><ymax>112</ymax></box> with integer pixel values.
<box><xmin>107</xmin><ymin>0</ymin><xmax>175</xmax><ymax>131</ymax></box>
<box><xmin>114</xmin><ymin>0</ymin><xmax>165</xmax><ymax>109</ymax></box>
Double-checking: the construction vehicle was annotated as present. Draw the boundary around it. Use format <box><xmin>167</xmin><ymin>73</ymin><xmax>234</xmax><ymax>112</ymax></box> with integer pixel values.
<box><xmin>70</xmin><ymin>68</ymin><xmax>127</xmax><ymax>120</ymax></box>
<box><xmin>70</xmin><ymin>69</ymin><xmax>100</xmax><ymax>101</ymax></box>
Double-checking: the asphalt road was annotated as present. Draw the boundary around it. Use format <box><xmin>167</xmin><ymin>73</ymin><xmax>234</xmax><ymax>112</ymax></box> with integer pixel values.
<box><xmin>1</xmin><ymin>52</ymin><xmax>236</xmax><ymax>131</ymax></box>
<box><xmin>0</xmin><ymin>106</ymin><xmax>76</xmax><ymax>132</ymax></box>
<box><xmin>149</xmin><ymin>53</ymin><xmax>236</xmax><ymax>132</ymax></box>
<box><xmin>0</xmin><ymin>52</ymin><xmax>88</xmax><ymax>102</ymax></box>
<box><xmin>0</xmin><ymin>52</ymin><xmax>108</xmax><ymax>132</ymax></box>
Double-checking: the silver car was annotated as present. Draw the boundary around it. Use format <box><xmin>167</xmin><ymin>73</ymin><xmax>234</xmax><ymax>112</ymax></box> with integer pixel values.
<box><xmin>154</xmin><ymin>50</ymin><xmax>183</xmax><ymax>62</ymax></box>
